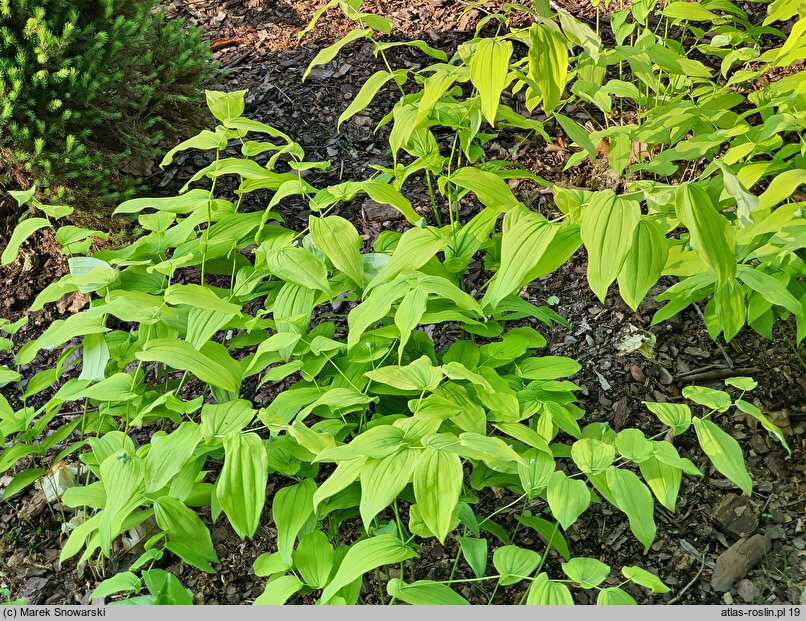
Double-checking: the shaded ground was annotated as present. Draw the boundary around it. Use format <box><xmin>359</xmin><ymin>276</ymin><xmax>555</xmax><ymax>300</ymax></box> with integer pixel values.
<box><xmin>1</xmin><ymin>0</ymin><xmax>804</xmax><ymax>607</ymax></box>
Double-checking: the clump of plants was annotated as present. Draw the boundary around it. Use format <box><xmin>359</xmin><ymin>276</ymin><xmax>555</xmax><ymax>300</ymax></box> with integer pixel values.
<box><xmin>0</xmin><ymin>0</ymin><xmax>215</xmax><ymax>208</ymax></box>
<box><xmin>0</xmin><ymin>89</ymin><xmax>791</xmax><ymax>605</ymax></box>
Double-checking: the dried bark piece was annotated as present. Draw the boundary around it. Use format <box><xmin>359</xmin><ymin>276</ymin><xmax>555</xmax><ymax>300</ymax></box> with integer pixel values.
<box><xmin>711</xmin><ymin>533</ymin><xmax>772</xmax><ymax>592</ymax></box>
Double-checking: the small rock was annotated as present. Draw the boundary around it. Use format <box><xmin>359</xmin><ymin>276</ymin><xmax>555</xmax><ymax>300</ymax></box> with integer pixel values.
<box><xmin>712</xmin><ymin>494</ymin><xmax>760</xmax><ymax>539</ymax></box>
<box><xmin>792</xmin><ymin>537</ymin><xmax>805</xmax><ymax>550</ymax></box>
<box><xmin>361</xmin><ymin>199</ymin><xmax>402</xmax><ymax>223</ymax></box>
<box><xmin>723</xmin><ymin>592</ymin><xmax>734</xmax><ymax>605</ymax></box>
<box><xmin>736</xmin><ymin>579</ymin><xmax>757</xmax><ymax>603</ymax></box>
<box><xmin>711</xmin><ymin>533</ymin><xmax>772</xmax><ymax>592</ymax></box>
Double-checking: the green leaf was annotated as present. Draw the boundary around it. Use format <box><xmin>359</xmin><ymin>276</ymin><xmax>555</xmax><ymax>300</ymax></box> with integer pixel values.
<box><xmin>98</xmin><ymin>451</ymin><xmax>144</xmax><ymax>557</ymax></box>
<box><xmin>273</xmin><ymin>479</ymin><xmax>316</xmax><ymax>563</ymax></box>
<box><xmin>217</xmin><ymin>432</ymin><xmax>269</xmax><ymax>539</ymax></box>
<box><xmin>395</xmin><ymin>287</ymin><xmax>428</xmax><ymax>362</ymax></box>
<box><xmin>517</xmin><ymin>448</ymin><xmax>555</xmax><ymax>496</ymax></box>
<box><xmin>254</xmin><ymin>552</ymin><xmax>292</xmax><ymax>577</ymax></box>
<box><xmin>363</xmin><ymin>181</ymin><xmax>421</xmax><ymax>225</ymax></box>
<box><xmin>366</xmin><ymin>227</ymin><xmax>446</xmax><ymax>291</ymax></box>
<box><xmin>597</xmin><ymin>587</ymin><xmax>637</xmax><ymax>604</ymax></box>
<box><xmin>692</xmin><ymin>417</ymin><xmax>752</xmax><ymax>495</ymax></box>
<box><xmin>1</xmin><ymin>218</ymin><xmax>51</xmax><ymax>266</ymax></box>
<box><xmin>387</xmin><ymin>579</ymin><xmax>469</xmax><ymax>605</ymax></box>
<box><xmin>144</xmin><ymin>422</ymin><xmax>202</xmax><ymax>493</ymax></box>
<box><xmin>413</xmin><ymin>447</ymin><xmax>464</xmax><ymax>543</ymax></box>
<box><xmin>136</xmin><ymin>339</ymin><xmax>241</xmax><ymax>393</ymax></box>
<box><xmin>360</xmin><ymin>449</ymin><xmax>418</xmax><ymax>528</ymax></box>
<box><xmin>165</xmin><ymin>284</ymin><xmax>242</xmax><ymax>315</ymax></box>
<box><xmin>639</xmin><ymin>456</ymin><xmax>682</xmax><ymax>512</ymax></box>
<box><xmin>154</xmin><ymin>496</ymin><xmax>218</xmax><ymax>572</ymax></box>
<box><xmin>643</xmin><ymin>402</ymin><xmax>692</xmax><ymax>435</ymax></box>
<box><xmin>571</xmin><ymin>438</ymin><xmax>616</xmax><ymax>475</ymax></box>
<box><xmin>254</xmin><ymin>575</ymin><xmax>303</xmax><ymax>605</ymax></box>
<box><xmin>366</xmin><ymin>355</ymin><xmax>442</xmax><ymax>391</ymax></box>
<box><xmin>615</xmin><ymin>429</ymin><xmax>653</xmax><ymax>463</ymax></box>
<box><xmin>529</xmin><ymin>24</ymin><xmax>569</xmax><ymax>115</ymax></box>
<box><xmin>448</xmin><ymin>167</ymin><xmax>520</xmax><ymax>210</ymax></box>
<box><xmin>581</xmin><ymin>191</ymin><xmax>641</xmax><ymax>303</ymax></box>
<box><xmin>517</xmin><ymin>356</ymin><xmax>581</xmax><ymax>380</ymax></box>
<box><xmin>482</xmin><ymin>205</ymin><xmax>557</xmax><ymax>310</ymax></box>
<box><xmin>309</xmin><ymin>216</ymin><xmax>364</xmax><ymax>287</ymax></box>
<box><xmin>266</xmin><ymin>246</ymin><xmax>331</xmax><ymax>295</ymax></box>
<box><xmin>91</xmin><ymin>572</ymin><xmax>142</xmax><ymax>600</ymax></box>
<box><xmin>206</xmin><ymin>90</ymin><xmax>246</xmax><ymax>124</ymax></box>
<box><xmin>293</xmin><ymin>531</ymin><xmax>334</xmax><ymax>589</ymax></box>
<box><xmin>493</xmin><ymin>545</ymin><xmax>541</xmax><ymax>585</ymax></box>
<box><xmin>617</xmin><ymin>219</ymin><xmax>668</xmax><ymax>311</ymax></box>
<box><xmin>456</xmin><ymin>536</ymin><xmax>488</xmax><ymax>578</ymax></box>
<box><xmin>468</xmin><ymin>38</ymin><xmax>513</xmax><ymax>125</ymax></box>
<box><xmin>303</xmin><ymin>29</ymin><xmax>372</xmax><ymax>82</ymax></box>
<box><xmin>313</xmin><ymin>458</ymin><xmax>366</xmax><ymax>509</ymax></box>
<box><xmin>339</xmin><ymin>70</ymin><xmax>405</xmax><ymax>129</ymax></box>
<box><xmin>737</xmin><ymin>266</ymin><xmax>803</xmax><ymax>317</ymax></box>
<box><xmin>514</xmin><ymin>513</ymin><xmax>570</xmax><ymax>560</ymax></box>
<box><xmin>527</xmin><ymin>573</ymin><xmax>574</xmax><ymax>605</ymax></box>
<box><xmin>674</xmin><ymin>183</ymin><xmax>735</xmax><ymax>287</ymax></box>
<box><xmin>682</xmin><ymin>386</ymin><xmax>732</xmax><ymax>412</ymax></box>
<box><xmin>554</xmin><ymin>113</ymin><xmax>596</xmax><ymax>159</ymax></box>
<box><xmin>735</xmin><ymin>399</ymin><xmax>790</xmax><ymax>454</ymax></box>
<box><xmin>0</xmin><ymin>468</ymin><xmax>46</xmax><ymax>501</ymax></box>
<box><xmin>622</xmin><ymin>566</ymin><xmax>670</xmax><ymax>593</ymax></box>
<box><xmin>547</xmin><ymin>470</ymin><xmax>590</xmax><ymax>530</ymax></box>
<box><xmin>561</xmin><ymin>557</ymin><xmax>610</xmax><ymax>588</ymax></box>
<box><xmin>606</xmin><ymin>466</ymin><xmax>656</xmax><ymax>550</ymax></box>
<box><xmin>320</xmin><ymin>535</ymin><xmax>416</xmax><ymax>603</ymax></box>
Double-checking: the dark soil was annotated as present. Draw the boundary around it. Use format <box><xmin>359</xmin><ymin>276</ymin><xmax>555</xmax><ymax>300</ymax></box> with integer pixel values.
<box><xmin>1</xmin><ymin>0</ymin><xmax>804</xmax><ymax>607</ymax></box>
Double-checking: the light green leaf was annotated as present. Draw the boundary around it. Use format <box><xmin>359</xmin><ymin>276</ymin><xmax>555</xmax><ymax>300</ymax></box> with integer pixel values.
<box><xmin>387</xmin><ymin>579</ymin><xmax>469</xmax><ymax>605</ymax></box>
<box><xmin>682</xmin><ymin>386</ymin><xmax>732</xmax><ymax>412</ymax></box>
<box><xmin>571</xmin><ymin>438</ymin><xmax>616</xmax><ymax>475</ymax></box>
<box><xmin>266</xmin><ymin>246</ymin><xmax>331</xmax><ymax>295</ymax></box>
<box><xmin>165</xmin><ymin>284</ymin><xmax>242</xmax><ymax>315</ymax></box>
<box><xmin>339</xmin><ymin>70</ymin><xmax>406</xmax><ymax>130</ymax></box>
<box><xmin>643</xmin><ymin>402</ymin><xmax>692</xmax><ymax>435</ymax></box>
<box><xmin>529</xmin><ymin>24</ymin><xmax>569</xmax><ymax>115</ymax></box>
<box><xmin>217</xmin><ymin>432</ymin><xmax>269</xmax><ymax>539</ymax></box>
<box><xmin>493</xmin><ymin>545</ymin><xmax>541</xmax><ymax>585</ymax></box>
<box><xmin>206</xmin><ymin>90</ymin><xmax>246</xmax><ymax>124</ymax></box>
<box><xmin>735</xmin><ymin>399</ymin><xmax>790</xmax><ymax>454</ymax></box>
<box><xmin>309</xmin><ymin>215</ymin><xmax>363</xmax><ymax>287</ymax></box>
<box><xmin>154</xmin><ymin>496</ymin><xmax>218</xmax><ymax>572</ymax></box>
<box><xmin>136</xmin><ymin>339</ymin><xmax>241</xmax><ymax>393</ymax></box>
<box><xmin>320</xmin><ymin>535</ymin><xmax>416</xmax><ymax>603</ymax></box>
<box><xmin>468</xmin><ymin>38</ymin><xmax>513</xmax><ymax>125</ymax></box>
<box><xmin>254</xmin><ymin>575</ymin><xmax>303</xmax><ymax>605</ymax></box>
<box><xmin>547</xmin><ymin>470</ymin><xmax>590</xmax><ymax>530</ymax></box>
<box><xmin>692</xmin><ymin>417</ymin><xmax>752</xmax><ymax>495</ymax></box>
<box><xmin>561</xmin><ymin>557</ymin><xmax>610</xmax><ymax>589</ymax></box>
<box><xmin>598</xmin><ymin>587</ymin><xmax>637</xmax><ymax>604</ymax></box>
<box><xmin>293</xmin><ymin>531</ymin><xmax>334</xmax><ymax>589</ymax></box>
<box><xmin>366</xmin><ymin>227</ymin><xmax>446</xmax><ymax>291</ymax></box>
<box><xmin>1</xmin><ymin>218</ymin><xmax>51</xmax><ymax>266</ymax></box>
<box><xmin>639</xmin><ymin>456</ymin><xmax>682</xmax><ymax>512</ymax></box>
<box><xmin>448</xmin><ymin>167</ymin><xmax>520</xmax><ymax>210</ymax></box>
<box><xmin>581</xmin><ymin>191</ymin><xmax>641</xmax><ymax>303</ymax></box>
<box><xmin>456</xmin><ymin>536</ymin><xmax>488</xmax><ymax>579</ymax></box>
<box><xmin>144</xmin><ymin>422</ymin><xmax>202</xmax><ymax>493</ymax></box>
<box><xmin>482</xmin><ymin>205</ymin><xmax>557</xmax><ymax>310</ymax></box>
<box><xmin>617</xmin><ymin>218</ymin><xmax>668</xmax><ymax>311</ymax></box>
<box><xmin>273</xmin><ymin>479</ymin><xmax>316</xmax><ymax>563</ymax></box>
<box><xmin>99</xmin><ymin>451</ymin><xmax>144</xmax><ymax>557</ymax></box>
<box><xmin>360</xmin><ymin>449</ymin><xmax>418</xmax><ymax>528</ymax></box>
<box><xmin>615</xmin><ymin>429</ymin><xmax>653</xmax><ymax>463</ymax></box>
<box><xmin>527</xmin><ymin>573</ymin><xmax>574</xmax><ymax>605</ymax></box>
<box><xmin>606</xmin><ymin>466</ymin><xmax>656</xmax><ymax>550</ymax></box>
<box><xmin>622</xmin><ymin>566</ymin><xmax>670</xmax><ymax>593</ymax></box>
<box><xmin>674</xmin><ymin>183</ymin><xmax>735</xmax><ymax>287</ymax></box>
<box><xmin>413</xmin><ymin>447</ymin><xmax>464</xmax><ymax>544</ymax></box>
<box><xmin>303</xmin><ymin>29</ymin><xmax>372</xmax><ymax>82</ymax></box>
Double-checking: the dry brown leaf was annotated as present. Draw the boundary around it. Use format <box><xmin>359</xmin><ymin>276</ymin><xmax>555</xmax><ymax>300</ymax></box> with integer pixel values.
<box><xmin>55</xmin><ymin>291</ymin><xmax>88</xmax><ymax>315</ymax></box>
